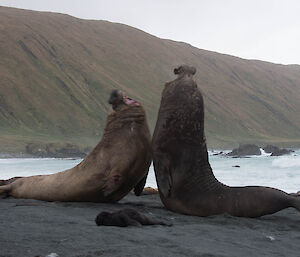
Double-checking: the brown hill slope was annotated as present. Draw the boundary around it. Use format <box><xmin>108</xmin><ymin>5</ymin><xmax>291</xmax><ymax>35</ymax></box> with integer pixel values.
<box><xmin>0</xmin><ymin>6</ymin><xmax>300</xmax><ymax>151</ymax></box>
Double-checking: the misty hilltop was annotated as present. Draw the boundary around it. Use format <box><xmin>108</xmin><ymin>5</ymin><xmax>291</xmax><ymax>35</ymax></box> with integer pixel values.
<box><xmin>0</xmin><ymin>6</ymin><xmax>300</xmax><ymax>152</ymax></box>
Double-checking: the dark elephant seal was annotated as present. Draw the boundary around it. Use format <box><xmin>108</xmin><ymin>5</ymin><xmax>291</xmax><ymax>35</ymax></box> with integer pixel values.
<box><xmin>0</xmin><ymin>91</ymin><xmax>151</xmax><ymax>202</ymax></box>
<box><xmin>95</xmin><ymin>208</ymin><xmax>171</xmax><ymax>227</ymax></box>
<box><xmin>152</xmin><ymin>65</ymin><xmax>300</xmax><ymax>217</ymax></box>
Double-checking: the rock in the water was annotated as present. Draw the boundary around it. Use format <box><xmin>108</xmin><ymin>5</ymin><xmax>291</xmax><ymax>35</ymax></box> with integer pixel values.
<box><xmin>212</xmin><ymin>151</ymin><xmax>224</xmax><ymax>156</ymax></box>
<box><xmin>263</xmin><ymin>145</ymin><xmax>280</xmax><ymax>153</ymax></box>
<box><xmin>263</xmin><ymin>145</ymin><xmax>293</xmax><ymax>156</ymax></box>
<box><xmin>271</xmin><ymin>148</ymin><xmax>293</xmax><ymax>156</ymax></box>
<box><xmin>227</xmin><ymin>144</ymin><xmax>261</xmax><ymax>157</ymax></box>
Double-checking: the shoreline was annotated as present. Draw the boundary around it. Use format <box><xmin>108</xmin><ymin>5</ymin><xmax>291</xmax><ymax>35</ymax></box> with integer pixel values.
<box><xmin>0</xmin><ymin>153</ymin><xmax>84</xmax><ymax>159</ymax></box>
<box><xmin>1</xmin><ymin>194</ymin><xmax>300</xmax><ymax>257</ymax></box>
<box><xmin>1</xmin><ymin>148</ymin><xmax>299</xmax><ymax>159</ymax></box>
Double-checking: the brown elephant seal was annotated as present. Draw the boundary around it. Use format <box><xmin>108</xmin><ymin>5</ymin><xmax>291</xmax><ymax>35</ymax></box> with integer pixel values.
<box><xmin>152</xmin><ymin>65</ymin><xmax>300</xmax><ymax>217</ymax></box>
<box><xmin>95</xmin><ymin>208</ymin><xmax>171</xmax><ymax>227</ymax></box>
<box><xmin>0</xmin><ymin>90</ymin><xmax>151</xmax><ymax>202</ymax></box>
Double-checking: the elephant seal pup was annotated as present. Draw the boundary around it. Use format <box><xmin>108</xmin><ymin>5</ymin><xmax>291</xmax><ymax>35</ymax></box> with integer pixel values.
<box><xmin>152</xmin><ymin>65</ymin><xmax>300</xmax><ymax>218</ymax></box>
<box><xmin>95</xmin><ymin>208</ymin><xmax>171</xmax><ymax>227</ymax></box>
<box><xmin>0</xmin><ymin>90</ymin><xmax>151</xmax><ymax>202</ymax></box>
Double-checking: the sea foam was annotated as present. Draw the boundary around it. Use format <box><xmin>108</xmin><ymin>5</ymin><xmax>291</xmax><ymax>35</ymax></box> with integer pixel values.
<box><xmin>272</xmin><ymin>155</ymin><xmax>300</xmax><ymax>168</ymax></box>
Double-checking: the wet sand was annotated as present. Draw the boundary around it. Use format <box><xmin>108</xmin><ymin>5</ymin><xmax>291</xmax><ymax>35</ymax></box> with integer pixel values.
<box><xmin>1</xmin><ymin>194</ymin><xmax>300</xmax><ymax>257</ymax></box>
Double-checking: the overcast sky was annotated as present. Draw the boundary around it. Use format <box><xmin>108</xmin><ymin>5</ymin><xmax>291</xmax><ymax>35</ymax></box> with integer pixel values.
<box><xmin>1</xmin><ymin>0</ymin><xmax>300</xmax><ymax>65</ymax></box>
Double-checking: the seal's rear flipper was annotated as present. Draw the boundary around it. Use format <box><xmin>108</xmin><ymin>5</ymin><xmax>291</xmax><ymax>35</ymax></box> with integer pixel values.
<box><xmin>0</xmin><ymin>177</ymin><xmax>22</xmax><ymax>186</ymax></box>
<box><xmin>0</xmin><ymin>185</ymin><xmax>11</xmax><ymax>198</ymax></box>
<box><xmin>292</xmin><ymin>197</ymin><xmax>300</xmax><ymax>212</ymax></box>
<box><xmin>289</xmin><ymin>192</ymin><xmax>300</xmax><ymax>197</ymax></box>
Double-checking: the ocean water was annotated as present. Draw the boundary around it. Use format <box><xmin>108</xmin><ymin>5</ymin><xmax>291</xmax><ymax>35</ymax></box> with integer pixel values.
<box><xmin>0</xmin><ymin>149</ymin><xmax>299</xmax><ymax>193</ymax></box>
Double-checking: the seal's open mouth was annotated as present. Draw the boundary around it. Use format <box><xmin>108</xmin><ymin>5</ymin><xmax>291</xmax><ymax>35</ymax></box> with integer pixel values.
<box><xmin>123</xmin><ymin>96</ymin><xmax>140</xmax><ymax>106</ymax></box>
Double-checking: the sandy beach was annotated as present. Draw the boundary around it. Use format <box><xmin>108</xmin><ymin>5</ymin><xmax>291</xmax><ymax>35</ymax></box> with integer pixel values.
<box><xmin>1</xmin><ymin>194</ymin><xmax>300</xmax><ymax>257</ymax></box>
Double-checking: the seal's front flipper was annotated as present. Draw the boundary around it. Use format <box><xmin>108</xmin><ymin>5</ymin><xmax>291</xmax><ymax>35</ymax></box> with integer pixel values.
<box><xmin>153</xmin><ymin>152</ymin><xmax>172</xmax><ymax>198</ymax></box>
<box><xmin>0</xmin><ymin>185</ymin><xmax>11</xmax><ymax>198</ymax></box>
<box><xmin>134</xmin><ymin>174</ymin><xmax>148</xmax><ymax>196</ymax></box>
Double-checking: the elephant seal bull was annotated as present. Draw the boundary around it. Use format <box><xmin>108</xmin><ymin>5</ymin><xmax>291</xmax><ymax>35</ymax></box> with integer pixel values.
<box><xmin>0</xmin><ymin>90</ymin><xmax>152</xmax><ymax>202</ymax></box>
<box><xmin>152</xmin><ymin>65</ymin><xmax>300</xmax><ymax>217</ymax></box>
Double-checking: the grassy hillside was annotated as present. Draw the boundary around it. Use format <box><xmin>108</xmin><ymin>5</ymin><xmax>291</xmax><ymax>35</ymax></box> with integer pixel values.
<box><xmin>1</xmin><ymin>6</ymin><xmax>300</xmax><ymax>152</ymax></box>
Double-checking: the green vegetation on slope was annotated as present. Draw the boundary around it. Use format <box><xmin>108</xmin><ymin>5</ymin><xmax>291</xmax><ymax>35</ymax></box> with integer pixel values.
<box><xmin>0</xmin><ymin>6</ymin><xmax>300</xmax><ymax>152</ymax></box>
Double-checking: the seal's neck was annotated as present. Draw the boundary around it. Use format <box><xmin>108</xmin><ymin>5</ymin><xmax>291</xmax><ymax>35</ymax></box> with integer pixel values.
<box><xmin>104</xmin><ymin>107</ymin><xmax>145</xmax><ymax>134</ymax></box>
<box><xmin>111</xmin><ymin>103</ymin><xmax>126</xmax><ymax>112</ymax></box>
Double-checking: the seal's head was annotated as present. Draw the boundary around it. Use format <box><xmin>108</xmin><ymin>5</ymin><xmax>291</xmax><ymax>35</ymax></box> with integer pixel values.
<box><xmin>174</xmin><ymin>65</ymin><xmax>196</xmax><ymax>78</ymax></box>
<box><xmin>108</xmin><ymin>90</ymin><xmax>140</xmax><ymax>111</ymax></box>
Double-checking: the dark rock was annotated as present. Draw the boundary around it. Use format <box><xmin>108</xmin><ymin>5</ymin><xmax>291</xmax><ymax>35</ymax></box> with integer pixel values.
<box><xmin>26</xmin><ymin>143</ymin><xmax>48</xmax><ymax>157</ymax></box>
<box><xmin>263</xmin><ymin>144</ymin><xmax>293</xmax><ymax>156</ymax></box>
<box><xmin>232</xmin><ymin>165</ymin><xmax>240</xmax><ymax>168</ymax></box>
<box><xmin>213</xmin><ymin>151</ymin><xmax>224</xmax><ymax>156</ymax></box>
<box><xmin>50</xmin><ymin>143</ymin><xmax>86</xmax><ymax>158</ymax></box>
<box><xmin>263</xmin><ymin>145</ymin><xmax>280</xmax><ymax>153</ymax></box>
<box><xmin>227</xmin><ymin>144</ymin><xmax>261</xmax><ymax>157</ymax></box>
<box><xmin>271</xmin><ymin>148</ymin><xmax>293</xmax><ymax>156</ymax></box>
